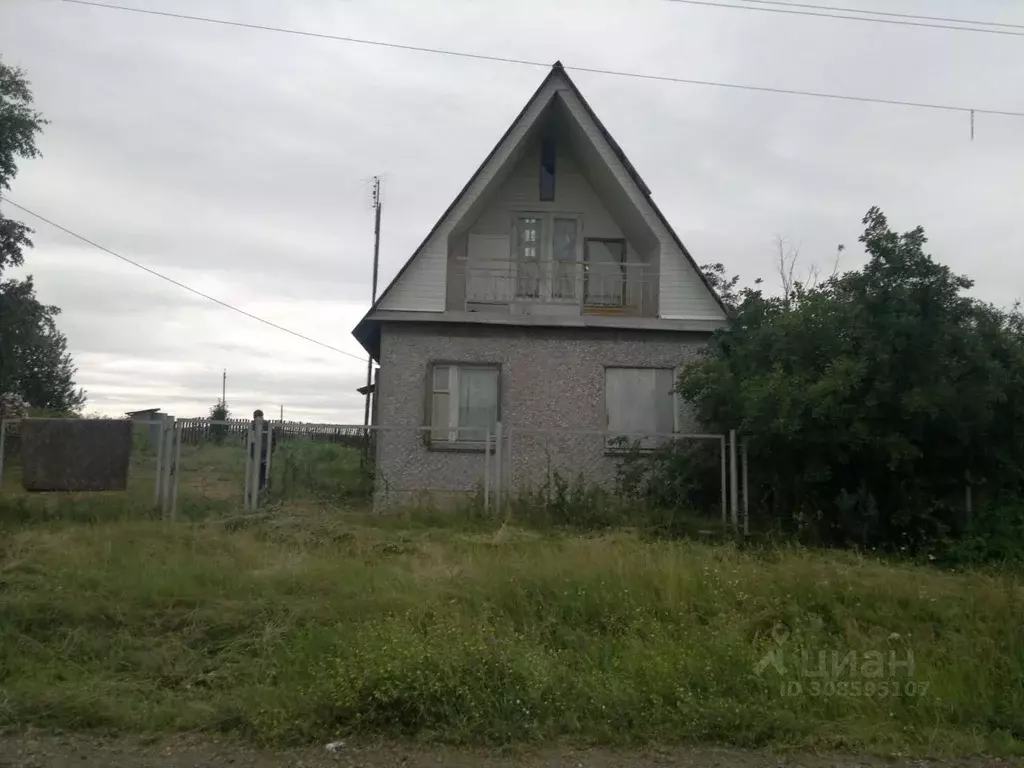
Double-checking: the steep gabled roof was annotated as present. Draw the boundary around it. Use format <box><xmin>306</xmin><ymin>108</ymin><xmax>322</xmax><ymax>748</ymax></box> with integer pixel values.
<box><xmin>352</xmin><ymin>61</ymin><xmax>726</xmax><ymax>355</ymax></box>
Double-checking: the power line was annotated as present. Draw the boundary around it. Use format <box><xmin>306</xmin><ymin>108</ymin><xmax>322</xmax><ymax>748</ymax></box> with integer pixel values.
<box><xmin>45</xmin><ymin>0</ymin><xmax>1024</xmax><ymax>119</ymax></box>
<box><xmin>663</xmin><ymin>0</ymin><xmax>1024</xmax><ymax>37</ymax></box>
<box><xmin>739</xmin><ymin>0</ymin><xmax>1024</xmax><ymax>31</ymax></box>
<box><xmin>1</xmin><ymin>195</ymin><xmax>369</xmax><ymax>363</ymax></box>
<box><xmin>666</xmin><ymin>0</ymin><xmax>1024</xmax><ymax>37</ymax></box>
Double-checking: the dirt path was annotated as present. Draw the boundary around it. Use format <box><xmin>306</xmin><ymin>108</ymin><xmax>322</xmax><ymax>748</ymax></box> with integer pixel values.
<box><xmin>0</xmin><ymin>734</ymin><xmax>1020</xmax><ymax>768</ymax></box>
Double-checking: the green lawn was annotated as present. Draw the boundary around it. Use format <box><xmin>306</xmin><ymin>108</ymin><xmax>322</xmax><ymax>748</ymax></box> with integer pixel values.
<box><xmin>0</xmin><ymin>499</ymin><xmax>1021</xmax><ymax>755</ymax></box>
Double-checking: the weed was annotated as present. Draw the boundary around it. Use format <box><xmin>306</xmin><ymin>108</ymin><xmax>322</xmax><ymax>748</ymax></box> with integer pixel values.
<box><xmin>0</xmin><ymin>508</ymin><xmax>1021</xmax><ymax>753</ymax></box>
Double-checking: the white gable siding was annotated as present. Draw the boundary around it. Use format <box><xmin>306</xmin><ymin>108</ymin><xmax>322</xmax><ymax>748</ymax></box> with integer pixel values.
<box><xmin>376</xmin><ymin>83</ymin><xmax>559</xmax><ymax>313</ymax></box>
<box><xmin>377</xmin><ymin>229</ymin><xmax>447</xmax><ymax>311</ymax></box>
<box><xmin>659</xmin><ymin>241</ymin><xmax>726</xmax><ymax>319</ymax></box>
<box><xmin>469</xmin><ymin>140</ymin><xmax>633</xmax><ymax>244</ymax></box>
<box><xmin>558</xmin><ymin>88</ymin><xmax>725</xmax><ymax>322</ymax></box>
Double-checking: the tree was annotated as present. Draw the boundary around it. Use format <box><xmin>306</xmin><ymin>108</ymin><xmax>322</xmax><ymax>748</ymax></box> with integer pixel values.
<box><xmin>699</xmin><ymin>262</ymin><xmax>744</xmax><ymax>311</ymax></box>
<box><xmin>209</xmin><ymin>400</ymin><xmax>229</xmax><ymax>444</ymax></box>
<box><xmin>0</xmin><ymin>56</ymin><xmax>85</xmax><ymax>413</ymax></box>
<box><xmin>680</xmin><ymin>208</ymin><xmax>1024</xmax><ymax>548</ymax></box>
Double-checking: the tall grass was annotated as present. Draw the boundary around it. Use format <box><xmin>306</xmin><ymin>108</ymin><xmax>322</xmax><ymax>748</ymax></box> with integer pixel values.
<box><xmin>0</xmin><ymin>502</ymin><xmax>1021</xmax><ymax>754</ymax></box>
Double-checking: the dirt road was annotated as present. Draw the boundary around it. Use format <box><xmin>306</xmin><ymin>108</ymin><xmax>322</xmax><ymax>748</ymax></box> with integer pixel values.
<box><xmin>0</xmin><ymin>734</ymin><xmax>1020</xmax><ymax>768</ymax></box>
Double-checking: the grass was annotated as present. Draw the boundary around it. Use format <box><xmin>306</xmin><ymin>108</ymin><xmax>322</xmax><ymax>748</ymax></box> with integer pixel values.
<box><xmin>0</xmin><ymin>494</ymin><xmax>1022</xmax><ymax>756</ymax></box>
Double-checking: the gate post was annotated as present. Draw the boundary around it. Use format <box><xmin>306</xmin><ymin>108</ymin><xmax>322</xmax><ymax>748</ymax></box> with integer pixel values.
<box><xmin>494</xmin><ymin>421</ymin><xmax>503</xmax><ymax>514</ymax></box>
<box><xmin>248</xmin><ymin>416</ymin><xmax>264</xmax><ymax>510</ymax></box>
<box><xmin>158</xmin><ymin>415</ymin><xmax>176</xmax><ymax>517</ymax></box>
<box><xmin>729</xmin><ymin>429</ymin><xmax>739</xmax><ymax>529</ymax></box>
<box><xmin>169</xmin><ymin>421</ymin><xmax>182</xmax><ymax>521</ymax></box>
<box><xmin>484</xmin><ymin>428</ymin><xmax>491</xmax><ymax>513</ymax></box>
<box><xmin>742</xmin><ymin>438</ymin><xmax>750</xmax><ymax>535</ymax></box>
<box><xmin>264</xmin><ymin>423</ymin><xmax>275</xmax><ymax>497</ymax></box>
<box><xmin>243</xmin><ymin>422</ymin><xmax>254</xmax><ymax>511</ymax></box>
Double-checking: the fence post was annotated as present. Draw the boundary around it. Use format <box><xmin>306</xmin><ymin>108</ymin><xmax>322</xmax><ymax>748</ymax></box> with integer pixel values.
<box><xmin>243</xmin><ymin>422</ymin><xmax>254</xmax><ymax>511</ymax></box>
<box><xmin>264</xmin><ymin>423</ymin><xmax>275</xmax><ymax>495</ymax></box>
<box><xmin>720</xmin><ymin>435</ymin><xmax>727</xmax><ymax>525</ymax></box>
<box><xmin>250</xmin><ymin>416</ymin><xmax>264</xmax><ymax>510</ymax></box>
<box><xmin>170</xmin><ymin>422</ymin><xmax>182</xmax><ymax>521</ymax></box>
<box><xmin>484</xmin><ymin>428</ymin><xmax>491</xmax><ymax>513</ymax></box>
<box><xmin>0</xmin><ymin>420</ymin><xmax>6</xmax><ymax>490</ymax></box>
<box><xmin>159</xmin><ymin>416</ymin><xmax>175</xmax><ymax>517</ymax></box>
<box><xmin>153</xmin><ymin>416</ymin><xmax>165</xmax><ymax>508</ymax></box>
<box><xmin>506</xmin><ymin>425</ymin><xmax>514</xmax><ymax>506</ymax></box>
<box><xmin>547</xmin><ymin>451</ymin><xmax>554</xmax><ymax>507</ymax></box>
<box><xmin>729</xmin><ymin>429</ymin><xmax>739</xmax><ymax>529</ymax></box>
<box><xmin>742</xmin><ymin>438</ymin><xmax>749</xmax><ymax>536</ymax></box>
<box><xmin>494</xmin><ymin>421</ymin><xmax>503</xmax><ymax>515</ymax></box>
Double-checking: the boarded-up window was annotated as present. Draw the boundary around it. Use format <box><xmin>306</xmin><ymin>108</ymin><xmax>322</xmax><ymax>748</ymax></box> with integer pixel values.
<box><xmin>604</xmin><ymin>368</ymin><xmax>676</xmax><ymax>446</ymax></box>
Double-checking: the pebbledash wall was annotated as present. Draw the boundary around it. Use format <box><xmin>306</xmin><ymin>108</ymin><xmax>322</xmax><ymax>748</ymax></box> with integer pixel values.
<box><xmin>374</xmin><ymin>323</ymin><xmax>710</xmax><ymax>502</ymax></box>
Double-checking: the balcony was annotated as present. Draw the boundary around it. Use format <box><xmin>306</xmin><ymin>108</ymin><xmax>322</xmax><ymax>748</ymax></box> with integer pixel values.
<box><xmin>458</xmin><ymin>258</ymin><xmax>658</xmax><ymax>318</ymax></box>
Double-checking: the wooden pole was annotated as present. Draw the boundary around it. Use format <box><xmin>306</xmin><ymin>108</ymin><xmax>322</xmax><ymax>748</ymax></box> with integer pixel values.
<box><xmin>363</xmin><ymin>177</ymin><xmax>382</xmax><ymax>430</ymax></box>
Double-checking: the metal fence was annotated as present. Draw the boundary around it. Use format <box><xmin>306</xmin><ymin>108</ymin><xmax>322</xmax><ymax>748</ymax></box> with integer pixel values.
<box><xmin>0</xmin><ymin>416</ymin><xmax>748</xmax><ymax>529</ymax></box>
<box><xmin>0</xmin><ymin>417</ymin><xmax>172</xmax><ymax>509</ymax></box>
<box><xmin>504</xmin><ymin>426</ymin><xmax>730</xmax><ymax>514</ymax></box>
<box><xmin>162</xmin><ymin>421</ymin><xmax>493</xmax><ymax>513</ymax></box>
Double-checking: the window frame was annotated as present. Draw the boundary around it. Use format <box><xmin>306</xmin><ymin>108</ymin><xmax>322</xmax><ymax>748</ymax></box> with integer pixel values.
<box><xmin>509</xmin><ymin>211</ymin><xmax>583</xmax><ymax>303</ymax></box>
<box><xmin>424</xmin><ymin>361</ymin><xmax>502</xmax><ymax>451</ymax></box>
<box><xmin>512</xmin><ymin>215</ymin><xmax>545</xmax><ymax>299</ymax></box>
<box><xmin>602</xmin><ymin>365</ymin><xmax>680</xmax><ymax>453</ymax></box>
<box><xmin>584</xmin><ymin>237</ymin><xmax>628</xmax><ymax>308</ymax></box>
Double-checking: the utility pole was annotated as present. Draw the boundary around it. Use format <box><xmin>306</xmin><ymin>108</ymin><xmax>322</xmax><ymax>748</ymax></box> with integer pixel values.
<box><xmin>221</xmin><ymin>369</ymin><xmax>227</xmax><ymax>405</ymax></box>
<box><xmin>363</xmin><ymin>176</ymin><xmax>382</xmax><ymax>429</ymax></box>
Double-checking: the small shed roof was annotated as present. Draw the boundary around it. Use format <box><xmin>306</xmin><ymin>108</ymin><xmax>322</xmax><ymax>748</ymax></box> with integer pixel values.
<box><xmin>126</xmin><ymin>408</ymin><xmax>163</xmax><ymax>416</ymax></box>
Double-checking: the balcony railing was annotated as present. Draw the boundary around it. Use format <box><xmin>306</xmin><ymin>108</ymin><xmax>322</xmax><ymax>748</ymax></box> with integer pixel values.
<box><xmin>459</xmin><ymin>259</ymin><xmax>657</xmax><ymax>317</ymax></box>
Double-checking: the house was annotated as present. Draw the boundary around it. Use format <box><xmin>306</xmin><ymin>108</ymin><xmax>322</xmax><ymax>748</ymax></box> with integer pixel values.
<box><xmin>351</xmin><ymin>62</ymin><xmax>728</xmax><ymax>501</ymax></box>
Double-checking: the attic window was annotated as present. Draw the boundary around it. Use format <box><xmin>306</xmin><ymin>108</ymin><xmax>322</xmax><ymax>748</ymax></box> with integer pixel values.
<box><xmin>540</xmin><ymin>137</ymin><xmax>556</xmax><ymax>201</ymax></box>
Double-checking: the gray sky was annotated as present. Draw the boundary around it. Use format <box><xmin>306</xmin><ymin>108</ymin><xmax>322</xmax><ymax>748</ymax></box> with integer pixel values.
<box><xmin>2</xmin><ymin>0</ymin><xmax>1023</xmax><ymax>423</ymax></box>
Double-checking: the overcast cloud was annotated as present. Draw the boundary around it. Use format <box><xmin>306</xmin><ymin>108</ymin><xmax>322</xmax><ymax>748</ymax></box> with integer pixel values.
<box><xmin>1</xmin><ymin>0</ymin><xmax>1023</xmax><ymax>423</ymax></box>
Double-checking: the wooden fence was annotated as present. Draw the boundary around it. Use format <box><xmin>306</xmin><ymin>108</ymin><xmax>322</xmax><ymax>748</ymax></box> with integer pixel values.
<box><xmin>177</xmin><ymin>419</ymin><xmax>368</xmax><ymax>449</ymax></box>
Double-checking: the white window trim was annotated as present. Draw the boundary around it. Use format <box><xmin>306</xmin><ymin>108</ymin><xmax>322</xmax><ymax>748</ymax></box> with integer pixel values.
<box><xmin>430</xmin><ymin>363</ymin><xmax>499</xmax><ymax>444</ymax></box>
<box><xmin>510</xmin><ymin>211</ymin><xmax>583</xmax><ymax>303</ymax></box>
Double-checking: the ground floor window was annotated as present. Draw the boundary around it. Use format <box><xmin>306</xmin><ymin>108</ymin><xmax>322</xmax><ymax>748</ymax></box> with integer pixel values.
<box><xmin>428</xmin><ymin>363</ymin><xmax>499</xmax><ymax>444</ymax></box>
<box><xmin>604</xmin><ymin>367</ymin><xmax>676</xmax><ymax>444</ymax></box>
